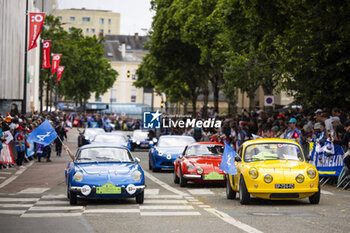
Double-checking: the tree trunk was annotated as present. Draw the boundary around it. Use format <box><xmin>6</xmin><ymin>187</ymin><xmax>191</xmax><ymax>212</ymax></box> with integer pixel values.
<box><xmin>183</xmin><ymin>102</ymin><xmax>187</xmax><ymax>115</ymax></box>
<box><xmin>202</xmin><ymin>81</ymin><xmax>209</xmax><ymax>118</ymax></box>
<box><xmin>211</xmin><ymin>75</ymin><xmax>219</xmax><ymax>114</ymax></box>
<box><xmin>46</xmin><ymin>82</ymin><xmax>49</xmax><ymax>111</ymax></box>
<box><xmin>83</xmin><ymin>98</ymin><xmax>87</xmax><ymax>112</ymax></box>
<box><xmin>191</xmin><ymin>96</ymin><xmax>197</xmax><ymax>118</ymax></box>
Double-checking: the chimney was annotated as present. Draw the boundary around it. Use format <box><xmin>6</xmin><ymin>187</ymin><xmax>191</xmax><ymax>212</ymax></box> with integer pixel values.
<box><xmin>135</xmin><ymin>33</ymin><xmax>139</xmax><ymax>41</ymax></box>
<box><xmin>121</xmin><ymin>42</ymin><xmax>126</xmax><ymax>58</ymax></box>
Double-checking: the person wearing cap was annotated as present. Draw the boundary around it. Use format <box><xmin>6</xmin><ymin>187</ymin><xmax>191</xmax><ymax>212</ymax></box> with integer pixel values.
<box><xmin>14</xmin><ymin>126</ymin><xmax>26</xmax><ymax>169</ymax></box>
<box><xmin>285</xmin><ymin>118</ymin><xmax>301</xmax><ymax>143</ymax></box>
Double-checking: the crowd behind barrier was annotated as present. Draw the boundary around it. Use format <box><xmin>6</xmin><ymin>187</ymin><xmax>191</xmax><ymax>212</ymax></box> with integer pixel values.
<box><xmin>0</xmin><ymin>107</ymin><xmax>349</xmax><ymax>189</ymax></box>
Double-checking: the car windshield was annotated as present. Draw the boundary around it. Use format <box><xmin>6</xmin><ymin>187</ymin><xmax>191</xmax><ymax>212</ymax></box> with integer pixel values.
<box><xmin>186</xmin><ymin>144</ymin><xmax>224</xmax><ymax>156</ymax></box>
<box><xmin>93</xmin><ymin>134</ymin><xmax>127</xmax><ymax>143</ymax></box>
<box><xmin>84</xmin><ymin>128</ymin><xmax>105</xmax><ymax>140</ymax></box>
<box><xmin>76</xmin><ymin>148</ymin><xmax>133</xmax><ymax>163</ymax></box>
<box><xmin>133</xmin><ymin>131</ymin><xmax>149</xmax><ymax>140</ymax></box>
<box><xmin>158</xmin><ymin>137</ymin><xmax>195</xmax><ymax>147</ymax></box>
<box><xmin>244</xmin><ymin>143</ymin><xmax>304</xmax><ymax>162</ymax></box>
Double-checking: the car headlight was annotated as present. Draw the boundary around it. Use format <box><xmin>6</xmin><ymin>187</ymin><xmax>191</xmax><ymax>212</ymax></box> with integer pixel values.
<box><xmin>153</xmin><ymin>138</ymin><xmax>158</xmax><ymax>143</ymax></box>
<box><xmin>307</xmin><ymin>169</ymin><xmax>316</xmax><ymax>179</ymax></box>
<box><xmin>132</xmin><ymin>170</ymin><xmax>142</xmax><ymax>181</ymax></box>
<box><xmin>73</xmin><ymin>171</ymin><xmax>83</xmax><ymax>182</ymax></box>
<box><xmin>157</xmin><ymin>150</ymin><xmax>164</xmax><ymax>156</ymax></box>
<box><xmin>186</xmin><ymin>164</ymin><xmax>195</xmax><ymax>171</ymax></box>
<box><xmin>264</xmin><ymin>174</ymin><xmax>273</xmax><ymax>183</ymax></box>
<box><xmin>296</xmin><ymin>174</ymin><xmax>305</xmax><ymax>183</ymax></box>
<box><xmin>249</xmin><ymin>168</ymin><xmax>258</xmax><ymax>179</ymax></box>
<box><xmin>136</xmin><ymin>140</ymin><xmax>140</xmax><ymax>145</ymax></box>
<box><xmin>197</xmin><ymin>167</ymin><xmax>204</xmax><ymax>174</ymax></box>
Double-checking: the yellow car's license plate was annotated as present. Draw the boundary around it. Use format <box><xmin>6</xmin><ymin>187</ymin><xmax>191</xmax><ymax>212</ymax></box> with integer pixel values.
<box><xmin>203</xmin><ymin>172</ymin><xmax>225</xmax><ymax>180</ymax></box>
<box><xmin>275</xmin><ymin>184</ymin><xmax>295</xmax><ymax>189</ymax></box>
<box><xmin>96</xmin><ymin>183</ymin><xmax>122</xmax><ymax>194</ymax></box>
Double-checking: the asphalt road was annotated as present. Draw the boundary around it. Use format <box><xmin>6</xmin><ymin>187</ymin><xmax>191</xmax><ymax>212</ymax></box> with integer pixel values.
<box><xmin>0</xmin><ymin>129</ymin><xmax>349</xmax><ymax>233</ymax></box>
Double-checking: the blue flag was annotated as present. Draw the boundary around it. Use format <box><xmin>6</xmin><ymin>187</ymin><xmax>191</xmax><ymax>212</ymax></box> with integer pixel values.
<box><xmin>27</xmin><ymin>120</ymin><xmax>58</xmax><ymax>146</ymax></box>
<box><xmin>219</xmin><ymin>141</ymin><xmax>237</xmax><ymax>175</ymax></box>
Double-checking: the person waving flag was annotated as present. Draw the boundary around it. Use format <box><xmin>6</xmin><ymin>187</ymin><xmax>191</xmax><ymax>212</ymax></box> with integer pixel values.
<box><xmin>27</xmin><ymin>120</ymin><xmax>58</xmax><ymax>146</ymax></box>
<box><xmin>219</xmin><ymin>141</ymin><xmax>237</xmax><ymax>175</ymax></box>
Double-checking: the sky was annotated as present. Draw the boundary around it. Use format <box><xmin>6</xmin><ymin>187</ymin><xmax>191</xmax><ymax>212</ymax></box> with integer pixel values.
<box><xmin>55</xmin><ymin>0</ymin><xmax>153</xmax><ymax>36</ymax></box>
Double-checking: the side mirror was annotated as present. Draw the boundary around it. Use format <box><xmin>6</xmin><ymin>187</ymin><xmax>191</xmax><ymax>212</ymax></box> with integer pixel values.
<box><xmin>135</xmin><ymin>157</ymin><xmax>141</xmax><ymax>163</ymax></box>
<box><xmin>234</xmin><ymin>156</ymin><xmax>242</xmax><ymax>162</ymax></box>
<box><xmin>149</xmin><ymin>141</ymin><xmax>154</xmax><ymax>147</ymax></box>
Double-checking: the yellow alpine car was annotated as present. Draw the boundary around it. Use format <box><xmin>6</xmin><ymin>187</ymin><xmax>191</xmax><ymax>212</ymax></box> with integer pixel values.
<box><xmin>226</xmin><ymin>138</ymin><xmax>320</xmax><ymax>204</ymax></box>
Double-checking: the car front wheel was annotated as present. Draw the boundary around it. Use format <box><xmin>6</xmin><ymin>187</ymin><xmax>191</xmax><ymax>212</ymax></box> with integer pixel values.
<box><xmin>136</xmin><ymin>191</ymin><xmax>144</xmax><ymax>204</ymax></box>
<box><xmin>69</xmin><ymin>191</ymin><xmax>77</xmax><ymax>205</ymax></box>
<box><xmin>239</xmin><ymin>177</ymin><xmax>250</xmax><ymax>204</ymax></box>
<box><xmin>309</xmin><ymin>184</ymin><xmax>321</xmax><ymax>204</ymax></box>
<box><xmin>179</xmin><ymin>168</ymin><xmax>187</xmax><ymax>187</ymax></box>
<box><xmin>226</xmin><ymin>176</ymin><xmax>236</xmax><ymax>199</ymax></box>
<box><xmin>174</xmin><ymin>167</ymin><xmax>179</xmax><ymax>184</ymax></box>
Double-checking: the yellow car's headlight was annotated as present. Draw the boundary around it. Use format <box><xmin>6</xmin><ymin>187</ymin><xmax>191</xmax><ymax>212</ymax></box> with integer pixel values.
<box><xmin>132</xmin><ymin>170</ymin><xmax>142</xmax><ymax>181</ymax></box>
<box><xmin>73</xmin><ymin>171</ymin><xmax>83</xmax><ymax>182</ymax></box>
<box><xmin>307</xmin><ymin>169</ymin><xmax>316</xmax><ymax>179</ymax></box>
<box><xmin>296</xmin><ymin>174</ymin><xmax>305</xmax><ymax>183</ymax></box>
<box><xmin>264</xmin><ymin>174</ymin><xmax>273</xmax><ymax>183</ymax></box>
<box><xmin>249</xmin><ymin>168</ymin><xmax>258</xmax><ymax>179</ymax></box>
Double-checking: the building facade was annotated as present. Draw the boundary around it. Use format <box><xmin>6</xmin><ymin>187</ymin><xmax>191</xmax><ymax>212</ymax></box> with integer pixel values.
<box><xmin>53</xmin><ymin>8</ymin><xmax>120</xmax><ymax>37</ymax></box>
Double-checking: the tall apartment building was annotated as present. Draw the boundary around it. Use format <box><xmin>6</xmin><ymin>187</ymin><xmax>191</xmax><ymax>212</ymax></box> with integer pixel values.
<box><xmin>53</xmin><ymin>8</ymin><xmax>120</xmax><ymax>37</ymax></box>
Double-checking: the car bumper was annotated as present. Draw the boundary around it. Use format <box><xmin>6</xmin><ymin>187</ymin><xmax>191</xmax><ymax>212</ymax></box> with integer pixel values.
<box><xmin>70</xmin><ymin>185</ymin><xmax>146</xmax><ymax>198</ymax></box>
<box><xmin>183</xmin><ymin>174</ymin><xmax>226</xmax><ymax>182</ymax></box>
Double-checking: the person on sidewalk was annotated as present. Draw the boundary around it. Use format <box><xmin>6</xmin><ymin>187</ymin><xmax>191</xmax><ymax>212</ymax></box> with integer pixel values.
<box><xmin>14</xmin><ymin>126</ymin><xmax>26</xmax><ymax>169</ymax></box>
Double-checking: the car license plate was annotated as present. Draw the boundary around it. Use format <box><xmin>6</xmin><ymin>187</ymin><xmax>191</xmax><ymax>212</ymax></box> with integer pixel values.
<box><xmin>203</xmin><ymin>172</ymin><xmax>225</xmax><ymax>180</ymax></box>
<box><xmin>140</xmin><ymin>144</ymin><xmax>148</xmax><ymax>148</ymax></box>
<box><xmin>275</xmin><ymin>184</ymin><xmax>295</xmax><ymax>189</ymax></box>
<box><xmin>96</xmin><ymin>183</ymin><xmax>122</xmax><ymax>194</ymax></box>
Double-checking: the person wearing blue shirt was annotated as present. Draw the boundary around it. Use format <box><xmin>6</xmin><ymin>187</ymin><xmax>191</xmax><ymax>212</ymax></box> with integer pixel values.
<box><xmin>285</xmin><ymin>118</ymin><xmax>301</xmax><ymax>144</ymax></box>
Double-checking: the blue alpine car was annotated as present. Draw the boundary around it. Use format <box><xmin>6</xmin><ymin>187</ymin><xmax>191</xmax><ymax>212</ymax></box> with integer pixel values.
<box><xmin>65</xmin><ymin>144</ymin><xmax>145</xmax><ymax>205</ymax></box>
<box><xmin>149</xmin><ymin>135</ymin><xmax>196</xmax><ymax>172</ymax></box>
<box><xmin>91</xmin><ymin>133</ymin><xmax>132</xmax><ymax>151</ymax></box>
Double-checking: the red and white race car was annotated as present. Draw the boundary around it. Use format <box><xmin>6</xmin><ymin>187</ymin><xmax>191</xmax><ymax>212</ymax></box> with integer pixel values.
<box><xmin>174</xmin><ymin>142</ymin><xmax>226</xmax><ymax>187</ymax></box>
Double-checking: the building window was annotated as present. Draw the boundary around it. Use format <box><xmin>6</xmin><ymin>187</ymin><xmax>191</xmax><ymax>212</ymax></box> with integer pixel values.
<box><xmin>82</xmin><ymin>17</ymin><xmax>90</xmax><ymax>22</ymax></box>
<box><xmin>91</xmin><ymin>28</ymin><xmax>95</xmax><ymax>33</ymax></box>
<box><xmin>58</xmin><ymin>16</ymin><xmax>62</xmax><ymax>21</ymax></box>
<box><xmin>132</xmin><ymin>69</ymin><xmax>136</xmax><ymax>80</ymax></box>
<box><xmin>108</xmin><ymin>29</ymin><xmax>111</xmax><ymax>34</ymax></box>
<box><xmin>70</xmin><ymin>17</ymin><xmax>75</xmax><ymax>22</ymax></box>
<box><xmin>100</xmin><ymin>29</ymin><xmax>104</xmax><ymax>33</ymax></box>
<box><xmin>99</xmin><ymin>18</ymin><xmax>104</xmax><ymax>24</ymax></box>
<box><xmin>131</xmin><ymin>89</ymin><xmax>137</xmax><ymax>103</ymax></box>
<box><xmin>110</xmin><ymin>89</ymin><xmax>117</xmax><ymax>103</ymax></box>
<box><xmin>108</xmin><ymin>19</ymin><xmax>111</xmax><ymax>24</ymax></box>
<box><xmin>86</xmin><ymin>28</ymin><xmax>89</xmax><ymax>33</ymax></box>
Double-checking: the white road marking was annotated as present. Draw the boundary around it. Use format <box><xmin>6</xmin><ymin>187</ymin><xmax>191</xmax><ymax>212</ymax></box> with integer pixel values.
<box><xmin>140</xmin><ymin>205</ymin><xmax>194</xmax><ymax>210</ymax></box>
<box><xmin>191</xmin><ymin>202</ymin><xmax>204</xmax><ymax>205</ymax></box>
<box><xmin>41</xmin><ymin>194</ymin><xmax>67</xmax><ymax>199</ymax></box>
<box><xmin>35</xmin><ymin>200</ymin><xmax>68</xmax><ymax>205</ymax></box>
<box><xmin>187</xmin><ymin>189</ymin><xmax>214</xmax><ymax>195</ymax></box>
<box><xmin>18</xmin><ymin>188</ymin><xmax>50</xmax><ymax>194</ymax></box>
<box><xmin>143</xmin><ymin>170</ymin><xmax>188</xmax><ymax>196</ymax></box>
<box><xmin>140</xmin><ymin>211</ymin><xmax>201</xmax><ymax>216</ymax></box>
<box><xmin>0</xmin><ymin>177</ymin><xmax>6</xmax><ymax>180</ymax></box>
<box><xmin>0</xmin><ymin>161</ymin><xmax>34</xmax><ymax>189</ymax></box>
<box><xmin>29</xmin><ymin>206</ymin><xmax>84</xmax><ymax>211</ymax></box>
<box><xmin>321</xmin><ymin>190</ymin><xmax>334</xmax><ymax>195</ymax></box>
<box><xmin>0</xmin><ymin>210</ymin><xmax>26</xmax><ymax>215</ymax></box>
<box><xmin>144</xmin><ymin>195</ymin><xmax>183</xmax><ymax>199</ymax></box>
<box><xmin>84</xmin><ymin>209</ymin><xmax>140</xmax><ymax>213</ymax></box>
<box><xmin>0</xmin><ymin>198</ymin><xmax>39</xmax><ymax>202</ymax></box>
<box><xmin>199</xmin><ymin>205</ymin><xmax>211</xmax><ymax>208</ymax></box>
<box><xmin>0</xmin><ymin>172</ymin><xmax>11</xmax><ymax>175</ymax></box>
<box><xmin>21</xmin><ymin>213</ymin><xmax>82</xmax><ymax>218</ymax></box>
<box><xmin>144</xmin><ymin>200</ymin><xmax>188</xmax><ymax>204</ymax></box>
<box><xmin>0</xmin><ymin>204</ymin><xmax>33</xmax><ymax>208</ymax></box>
<box><xmin>204</xmin><ymin>208</ymin><xmax>263</xmax><ymax>233</ymax></box>
<box><xmin>145</xmin><ymin>189</ymin><xmax>160</xmax><ymax>195</ymax></box>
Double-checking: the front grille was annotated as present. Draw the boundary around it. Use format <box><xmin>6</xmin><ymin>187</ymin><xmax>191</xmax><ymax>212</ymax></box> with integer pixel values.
<box><xmin>270</xmin><ymin>193</ymin><xmax>299</xmax><ymax>199</ymax></box>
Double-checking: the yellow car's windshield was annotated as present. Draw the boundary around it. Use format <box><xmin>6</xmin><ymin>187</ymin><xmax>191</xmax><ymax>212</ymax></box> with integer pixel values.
<box><xmin>244</xmin><ymin>143</ymin><xmax>304</xmax><ymax>162</ymax></box>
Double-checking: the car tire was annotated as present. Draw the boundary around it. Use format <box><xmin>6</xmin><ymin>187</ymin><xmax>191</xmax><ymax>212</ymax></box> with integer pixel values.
<box><xmin>174</xmin><ymin>167</ymin><xmax>180</xmax><ymax>184</ymax></box>
<box><xmin>309</xmin><ymin>184</ymin><xmax>321</xmax><ymax>204</ymax></box>
<box><xmin>69</xmin><ymin>191</ymin><xmax>77</xmax><ymax>205</ymax></box>
<box><xmin>152</xmin><ymin>166</ymin><xmax>160</xmax><ymax>172</ymax></box>
<box><xmin>239</xmin><ymin>177</ymin><xmax>250</xmax><ymax>204</ymax></box>
<box><xmin>149</xmin><ymin>158</ymin><xmax>153</xmax><ymax>170</ymax></box>
<box><xmin>179</xmin><ymin>168</ymin><xmax>187</xmax><ymax>187</ymax></box>
<box><xmin>136</xmin><ymin>191</ymin><xmax>144</xmax><ymax>204</ymax></box>
<box><xmin>226</xmin><ymin>176</ymin><xmax>236</xmax><ymax>199</ymax></box>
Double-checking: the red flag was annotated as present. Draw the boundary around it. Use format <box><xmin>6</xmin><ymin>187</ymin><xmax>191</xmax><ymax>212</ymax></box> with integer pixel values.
<box><xmin>28</xmin><ymin>13</ymin><xmax>45</xmax><ymax>51</ymax></box>
<box><xmin>42</xmin><ymin>41</ymin><xmax>51</xmax><ymax>69</ymax></box>
<box><xmin>56</xmin><ymin>66</ymin><xmax>65</xmax><ymax>83</ymax></box>
<box><xmin>51</xmin><ymin>54</ymin><xmax>61</xmax><ymax>75</ymax></box>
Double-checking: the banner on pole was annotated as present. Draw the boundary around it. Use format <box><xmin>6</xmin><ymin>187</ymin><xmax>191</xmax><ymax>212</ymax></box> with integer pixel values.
<box><xmin>42</xmin><ymin>41</ymin><xmax>51</xmax><ymax>69</ymax></box>
<box><xmin>56</xmin><ymin>66</ymin><xmax>65</xmax><ymax>83</ymax></box>
<box><xmin>51</xmin><ymin>54</ymin><xmax>61</xmax><ymax>75</ymax></box>
<box><xmin>28</xmin><ymin>13</ymin><xmax>45</xmax><ymax>51</ymax></box>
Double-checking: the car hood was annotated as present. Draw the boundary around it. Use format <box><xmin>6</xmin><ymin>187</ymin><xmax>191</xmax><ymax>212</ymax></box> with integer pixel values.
<box><xmin>156</xmin><ymin>146</ymin><xmax>184</xmax><ymax>154</ymax></box>
<box><xmin>185</xmin><ymin>156</ymin><xmax>222</xmax><ymax>167</ymax></box>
